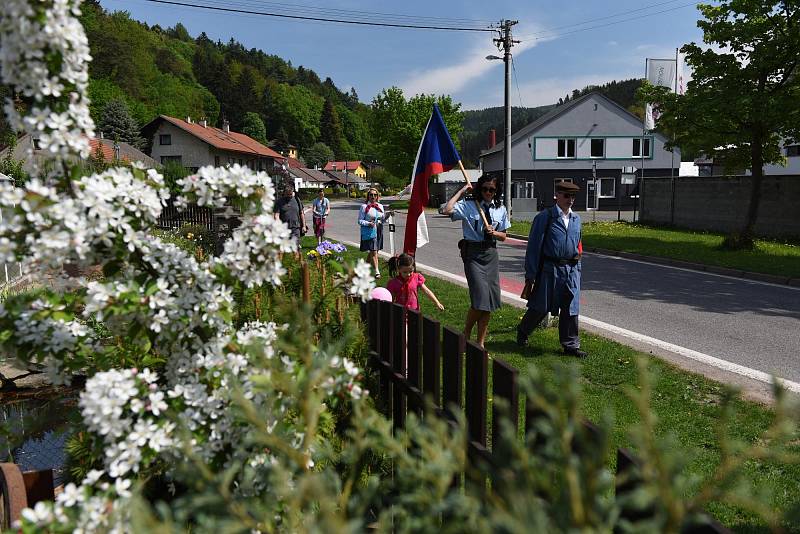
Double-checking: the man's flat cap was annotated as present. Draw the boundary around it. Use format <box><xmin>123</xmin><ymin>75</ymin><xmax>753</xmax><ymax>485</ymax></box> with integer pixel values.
<box><xmin>555</xmin><ymin>181</ymin><xmax>580</xmax><ymax>193</ymax></box>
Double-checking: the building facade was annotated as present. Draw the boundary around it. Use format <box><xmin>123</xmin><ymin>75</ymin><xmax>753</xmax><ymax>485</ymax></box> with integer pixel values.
<box><xmin>480</xmin><ymin>92</ymin><xmax>679</xmax><ymax>211</ymax></box>
<box><xmin>142</xmin><ymin>116</ymin><xmax>285</xmax><ymax>173</ymax></box>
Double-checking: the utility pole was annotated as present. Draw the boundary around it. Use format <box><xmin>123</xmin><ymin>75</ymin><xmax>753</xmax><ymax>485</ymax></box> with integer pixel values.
<box><xmin>493</xmin><ymin>20</ymin><xmax>519</xmax><ymax>214</ymax></box>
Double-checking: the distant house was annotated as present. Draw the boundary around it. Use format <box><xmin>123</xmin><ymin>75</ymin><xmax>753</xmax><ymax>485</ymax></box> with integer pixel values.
<box><xmin>324</xmin><ymin>161</ymin><xmax>367</xmax><ymax>178</ymax></box>
<box><xmin>435</xmin><ymin>168</ymin><xmax>481</xmax><ymax>183</ymax></box>
<box><xmin>142</xmin><ymin>116</ymin><xmax>285</xmax><ymax>173</ymax></box>
<box><xmin>289</xmin><ymin>167</ymin><xmax>340</xmax><ymax>190</ymax></box>
<box><xmin>324</xmin><ymin>170</ymin><xmax>370</xmax><ymax>190</ymax></box>
<box><xmin>695</xmin><ymin>140</ymin><xmax>800</xmax><ymax>177</ymax></box>
<box><xmin>0</xmin><ymin>133</ymin><xmax>157</xmax><ymax>169</ymax></box>
<box><xmin>480</xmin><ymin>92</ymin><xmax>679</xmax><ymax>211</ymax></box>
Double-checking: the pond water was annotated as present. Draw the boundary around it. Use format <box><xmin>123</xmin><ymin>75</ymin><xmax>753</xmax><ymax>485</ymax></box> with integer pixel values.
<box><xmin>0</xmin><ymin>395</ymin><xmax>78</xmax><ymax>487</ymax></box>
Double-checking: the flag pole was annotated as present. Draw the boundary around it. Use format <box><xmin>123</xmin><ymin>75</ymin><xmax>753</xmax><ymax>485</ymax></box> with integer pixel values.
<box><xmin>457</xmin><ymin>160</ymin><xmax>491</xmax><ymax>227</ymax></box>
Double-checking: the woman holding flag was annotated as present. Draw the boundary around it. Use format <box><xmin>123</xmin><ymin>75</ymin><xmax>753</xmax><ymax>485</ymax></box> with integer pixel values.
<box><xmin>358</xmin><ymin>187</ymin><xmax>386</xmax><ymax>278</ymax></box>
<box><xmin>442</xmin><ymin>175</ymin><xmax>510</xmax><ymax>348</ymax></box>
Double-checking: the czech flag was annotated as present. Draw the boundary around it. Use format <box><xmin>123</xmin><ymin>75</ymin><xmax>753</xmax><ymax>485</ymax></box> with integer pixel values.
<box><xmin>403</xmin><ymin>104</ymin><xmax>460</xmax><ymax>255</ymax></box>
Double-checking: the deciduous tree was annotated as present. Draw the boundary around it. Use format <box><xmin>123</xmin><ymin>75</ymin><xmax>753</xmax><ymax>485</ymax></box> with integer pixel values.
<box><xmin>370</xmin><ymin>87</ymin><xmax>462</xmax><ymax>179</ymax></box>
<box><xmin>241</xmin><ymin>112</ymin><xmax>267</xmax><ymax>145</ymax></box>
<box><xmin>639</xmin><ymin>0</ymin><xmax>800</xmax><ymax>248</ymax></box>
<box><xmin>303</xmin><ymin>141</ymin><xmax>335</xmax><ymax>169</ymax></box>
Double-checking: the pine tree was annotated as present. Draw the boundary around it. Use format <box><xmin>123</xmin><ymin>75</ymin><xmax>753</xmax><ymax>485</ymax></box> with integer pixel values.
<box><xmin>319</xmin><ymin>98</ymin><xmax>345</xmax><ymax>158</ymax></box>
<box><xmin>98</xmin><ymin>99</ymin><xmax>144</xmax><ymax>149</ymax></box>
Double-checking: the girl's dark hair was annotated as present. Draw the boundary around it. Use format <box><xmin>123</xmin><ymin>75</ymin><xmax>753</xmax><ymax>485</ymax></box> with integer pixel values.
<box><xmin>471</xmin><ymin>175</ymin><xmax>500</xmax><ymax>207</ymax></box>
<box><xmin>388</xmin><ymin>253</ymin><xmax>415</xmax><ymax>278</ymax></box>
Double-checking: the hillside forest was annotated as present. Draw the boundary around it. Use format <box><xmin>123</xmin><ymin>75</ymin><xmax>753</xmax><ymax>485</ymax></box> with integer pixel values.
<box><xmin>0</xmin><ymin>1</ymin><xmax>646</xmax><ymax>177</ymax></box>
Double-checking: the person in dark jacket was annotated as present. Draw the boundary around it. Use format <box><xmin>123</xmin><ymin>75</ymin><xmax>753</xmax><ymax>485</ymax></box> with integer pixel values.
<box><xmin>517</xmin><ymin>181</ymin><xmax>587</xmax><ymax>358</ymax></box>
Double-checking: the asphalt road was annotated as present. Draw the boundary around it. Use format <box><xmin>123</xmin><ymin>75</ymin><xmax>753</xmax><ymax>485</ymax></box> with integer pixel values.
<box><xmin>320</xmin><ymin>200</ymin><xmax>800</xmax><ymax>388</ymax></box>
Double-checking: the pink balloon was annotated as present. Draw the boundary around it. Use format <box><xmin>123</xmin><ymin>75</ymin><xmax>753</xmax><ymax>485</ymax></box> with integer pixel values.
<box><xmin>371</xmin><ymin>287</ymin><xmax>393</xmax><ymax>302</ymax></box>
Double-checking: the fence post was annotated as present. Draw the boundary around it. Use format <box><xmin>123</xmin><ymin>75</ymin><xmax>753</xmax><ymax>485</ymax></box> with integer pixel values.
<box><xmin>391</xmin><ymin>303</ymin><xmax>407</xmax><ymax>431</ymax></box>
<box><xmin>491</xmin><ymin>359</ymin><xmax>519</xmax><ymax>496</ymax></box>
<box><xmin>464</xmin><ymin>342</ymin><xmax>488</xmax><ymax>448</ymax></box>
<box><xmin>406</xmin><ymin>309</ymin><xmax>422</xmax><ymax>416</ymax></box>
<box><xmin>378</xmin><ymin>300</ymin><xmax>393</xmax><ymax>417</ymax></box>
<box><xmin>441</xmin><ymin>327</ymin><xmax>464</xmax><ymax>418</ymax></box>
<box><xmin>422</xmin><ymin>317</ymin><xmax>441</xmax><ymax>408</ymax></box>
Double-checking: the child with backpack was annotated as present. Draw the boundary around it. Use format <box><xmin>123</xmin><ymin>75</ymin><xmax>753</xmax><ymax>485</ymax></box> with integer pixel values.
<box><xmin>386</xmin><ymin>253</ymin><xmax>444</xmax><ymax>312</ymax></box>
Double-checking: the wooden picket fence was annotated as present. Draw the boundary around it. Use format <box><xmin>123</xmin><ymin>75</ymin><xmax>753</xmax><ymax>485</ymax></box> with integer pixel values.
<box><xmin>361</xmin><ymin>299</ymin><xmax>731</xmax><ymax>533</ymax></box>
<box><xmin>156</xmin><ymin>199</ymin><xmax>216</xmax><ymax>233</ymax></box>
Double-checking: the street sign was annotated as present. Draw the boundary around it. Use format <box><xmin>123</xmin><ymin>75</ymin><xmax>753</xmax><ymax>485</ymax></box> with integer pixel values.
<box><xmin>622</xmin><ymin>166</ymin><xmax>638</xmax><ymax>174</ymax></box>
<box><xmin>621</xmin><ymin>173</ymin><xmax>636</xmax><ymax>184</ymax></box>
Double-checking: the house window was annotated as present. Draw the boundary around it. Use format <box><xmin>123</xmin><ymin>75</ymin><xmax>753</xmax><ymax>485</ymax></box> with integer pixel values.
<box><xmin>161</xmin><ymin>155</ymin><xmax>182</xmax><ymax>165</ymax></box>
<box><xmin>599</xmin><ymin>177</ymin><xmax>615</xmax><ymax>198</ymax></box>
<box><xmin>557</xmin><ymin>138</ymin><xmax>576</xmax><ymax>158</ymax></box>
<box><xmin>214</xmin><ymin>156</ymin><xmax>220</xmax><ymax>167</ymax></box>
<box><xmin>590</xmin><ymin>138</ymin><xmax>605</xmax><ymax>158</ymax></box>
<box><xmin>633</xmin><ymin>138</ymin><xmax>651</xmax><ymax>158</ymax></box>
<box><xmin>159</xmin><ymin>134</ymin><xmax>172</xmax><ymax>146</ymax></box>
<box><xmin>787</xmin><ymin>145</ymin><xmax>800</xmax><ymax>157</ymax></box>
<box><xmin>513</xmin><ymin>182</ymin><xmax>535</xmax><ymax>198</ymax></box>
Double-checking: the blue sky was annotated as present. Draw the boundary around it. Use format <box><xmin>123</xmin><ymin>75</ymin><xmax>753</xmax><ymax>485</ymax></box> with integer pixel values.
<box><xmin>101</xmin><ymin>0</ymin><xmax>706</xmax><ymax>110</ymax></box>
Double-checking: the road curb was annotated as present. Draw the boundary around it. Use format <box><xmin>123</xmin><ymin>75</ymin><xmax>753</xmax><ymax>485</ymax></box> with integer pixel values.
<box><xmin>506</xmin><ymin>233</ymin><xmax>795</xmax><ymax>287</ymax></box>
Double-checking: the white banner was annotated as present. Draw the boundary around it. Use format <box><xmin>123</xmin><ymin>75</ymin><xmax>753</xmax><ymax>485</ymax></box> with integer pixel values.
<box><xmin>676</xmin><ymin>52</ymin><xmax>686</xmax><ymax>95</ymax></box>
<box><xmin>644</xmin><ymin>103</ymin><xmax>656</xmax><ymax>131</ymax></box>
<box><xmin>646</xmin><ymin>58</ymin><xmax>677</xmax><ymax>91</ymax></box>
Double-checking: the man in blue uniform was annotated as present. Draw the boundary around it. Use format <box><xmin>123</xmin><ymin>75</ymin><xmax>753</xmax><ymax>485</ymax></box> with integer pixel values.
<box><xmin>516</xmin><ymin>181</ymin><xmax>587</xmax><ymax>358</ymax></box>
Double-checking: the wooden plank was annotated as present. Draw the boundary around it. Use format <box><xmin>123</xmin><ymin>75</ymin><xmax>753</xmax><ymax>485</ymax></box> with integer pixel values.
<box><xmin>378</xmin><ymin>300</ymin><xmax>393</xmax><ymax>416</ymax></box>
<box><xmin>0</xmin><ymin>463</ymin><xmax>28</xmax><ymax>530</ymax></box>
<box><xmin>406</xmin><ymin>309</ymin><xmax>422</xmax><ymax>415</ymax></box>
<box><xmin>22</xmin><ymin>469</ymin><xmax>54</xmax><ymax>507</ymax></box>
<box><xmin>422</xmin><ymin>316</ymin><xmax>441</xmax><ymax>407</ymax></box>
<box><xmin>441</xmin><ymin>327</ymin><xmax>464</xmax><ymax>418</ymax></box>
<box><xmin>464</xmin><ymin>341</ymin><xmax>488</xmax><ymax>447</ymax></box>
<box><xmin>492</xmin><ymin>358</ymin><xmax>519</xmax><ymax>466</ymax></box>
<box><xmin>367</xmin><ymin>299</ymin><xmax>379</xmax><ymax>353</ymax></box>
<box><xmin>391</xmin><ymin>303</ymin><xmax>407</xmax><ymax>430</ymax></box>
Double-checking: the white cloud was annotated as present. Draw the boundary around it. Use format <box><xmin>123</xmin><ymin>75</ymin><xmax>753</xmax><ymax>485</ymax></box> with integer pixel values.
<box><xmin>399</xmin><ymin>32</ymin><xmax>540</xmax><ymax>97</ymax></box>
<box><xmin>462</xmin><ymin>73</ymin><xmax>633</xmax><ymax>110</ymax></box>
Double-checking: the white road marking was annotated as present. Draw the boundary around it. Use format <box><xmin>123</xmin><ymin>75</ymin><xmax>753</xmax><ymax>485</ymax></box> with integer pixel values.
<box><xmin>336</xmin><ymin>237</ymin><xmax>800</xmax><ymax>393</ymax></box>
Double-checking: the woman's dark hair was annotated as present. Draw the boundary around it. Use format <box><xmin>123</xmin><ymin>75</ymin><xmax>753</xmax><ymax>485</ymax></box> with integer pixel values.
<box><xmin>388</xmin><ymin>253</ymin><xmax>415</xmax><ymax>278</ymax></box>
<box><xmin>471</xmin><ymin>175</ymin><xmax>500</xmax><ymax>206</ymax></box>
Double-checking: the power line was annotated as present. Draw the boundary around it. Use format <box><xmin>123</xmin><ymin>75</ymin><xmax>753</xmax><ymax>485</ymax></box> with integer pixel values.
<box><xmin>138</xmin><ymin>0</ymin><xmax>496</xmax><ymax>31</ymax></box>
<box><xmin>510</xmin><ymin>56</ymin><xmax>525</xmax><ymax>109</ymax></box>
<box><xmin>517</xmin><ymin>0</ymin><xmax>696</xmax><ymax>41</ymax></box>
<box><xmin>218</xmin><ymin>0</ymin><xmax>497</xmax><ymax>25</ymax></box>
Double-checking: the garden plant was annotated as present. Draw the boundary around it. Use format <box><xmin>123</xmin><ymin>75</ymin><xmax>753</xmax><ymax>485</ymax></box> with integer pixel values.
<box><xmin>0</xmin><ymin>1</ymin><xmax>799</xmax><ymax>533</ymax></box>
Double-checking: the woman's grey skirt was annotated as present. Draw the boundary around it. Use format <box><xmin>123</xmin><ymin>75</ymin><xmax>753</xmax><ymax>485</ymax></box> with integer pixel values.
<box><xmin>462</xmin><ymin>244</ymin><xmax>501</xmax><ymax>312</ymax></box>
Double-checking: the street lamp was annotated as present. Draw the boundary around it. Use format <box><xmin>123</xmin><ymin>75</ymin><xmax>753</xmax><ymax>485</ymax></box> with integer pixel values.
<box><xmin>486</xmin><ymin>52</ymin><xmax>512</xmax><ymax>213</ymax></box>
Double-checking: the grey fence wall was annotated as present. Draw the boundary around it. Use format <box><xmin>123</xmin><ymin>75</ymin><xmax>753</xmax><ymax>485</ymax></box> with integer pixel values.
<box><xmin>641</xmin><ymin>175</ymin><xmax>800</xmax><ymax>238</ymax></box>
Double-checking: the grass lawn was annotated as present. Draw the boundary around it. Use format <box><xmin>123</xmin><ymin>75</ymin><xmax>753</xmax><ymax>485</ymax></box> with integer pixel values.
<box><xmin>307</xmin><ymin>236</ymin><xmax>800</xmax><ymax>531</ymax></box>
<box><xmin>386</xmin><ymin>199</ymin><xmax>409</xmax><ymax>210</ymax></box>
<box><xmin>508</xmin><ymin>220</ymin><xmax>800</xmax><ymax>279</ymax></box>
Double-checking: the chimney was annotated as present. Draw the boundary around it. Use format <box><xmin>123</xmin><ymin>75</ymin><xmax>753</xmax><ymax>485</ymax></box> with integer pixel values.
<box><xmin>222</xmin><ymin>119</ymin><xmax>230</xmax><ymax>133</ymax></box>
<box><xmin>488</xmin><ymin>129</ymin><xmax>496</xmax><ymax>148</ymax></box>
<box><xmin>113</xmin><ymin>142</ymin><xmax>120</xmax><ymax>161</ymax></box>
<box><xmin>186</xmin><ymin>116</ymin><xmax>192</xmax><ymax>124</ymax></box>
<box><xmin>200</xmin><ymin>117</ymin><xmax>207</xmax><ymax>128</ymax></box>
<box><xmin>99</xmin><ymin>131</ymin><xmax>104</xmax><ymax>139</ymax></box>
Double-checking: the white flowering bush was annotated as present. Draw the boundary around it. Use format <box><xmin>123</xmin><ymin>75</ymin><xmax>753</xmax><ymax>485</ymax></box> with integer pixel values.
<box><xmin>0</xmin><ymin>1</ymin><xmax>375</xmax><ymax>531</ymax></box>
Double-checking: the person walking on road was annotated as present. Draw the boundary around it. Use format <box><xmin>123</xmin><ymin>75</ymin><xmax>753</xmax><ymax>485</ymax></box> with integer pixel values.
<box><xmin>516</xmin><ymin>181</ymin><xmax>587</xmax><ymax>358</ymax></box>
<box><xmin>275</xmin><ymin>183</ymin><xmax>307</xmax><ymax>249</ymax></box>
<box><xmin>358</xmin><ymin>188</ymin><xmax>385</xmax><ymax>278</ymax></box>
<box><xmin>312</xmin><ymin>189</ymin><xmax>330</xmax><ymax>245</ymax></box>
<box><xmin>442</xmin><ymin>175</ymin><xmax>510</xmax><ymax>348</ymax></box>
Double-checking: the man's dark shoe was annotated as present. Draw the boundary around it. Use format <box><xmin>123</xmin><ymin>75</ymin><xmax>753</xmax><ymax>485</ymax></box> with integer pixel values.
<box><xmin>563</xmin><ymin>347</ymin><xmax>588</xmax><ymax>358</ymax></box>
<box><xmin>515</xmin><ymin>330</ymin><xmax>528</xmax><ymax>348</ymax></box>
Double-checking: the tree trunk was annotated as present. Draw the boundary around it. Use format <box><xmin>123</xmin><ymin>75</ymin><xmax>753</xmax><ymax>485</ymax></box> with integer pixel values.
<box><xmin>740</xmin><ymin>138</ymin><xmax>765</xmax><ymax>248</ymax></box>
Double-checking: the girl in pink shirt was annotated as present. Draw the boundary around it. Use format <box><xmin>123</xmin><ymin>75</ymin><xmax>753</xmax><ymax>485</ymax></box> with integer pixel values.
<box><xmin>386</xmin><ymin>254</ymin><xmax>444</xmax><ymax>312</ymax></box>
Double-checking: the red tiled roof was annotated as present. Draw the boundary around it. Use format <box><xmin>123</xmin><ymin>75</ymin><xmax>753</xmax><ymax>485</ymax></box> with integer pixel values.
<box><xmin>88</xmin><ymin>138</ymin><xmax>118</xmax><ymax>162</ymax></box>
<box><xmin>287</xmin><ymin>156</ymin><xmax>304</xmax><ymax>169</ymax></box>
<box><xmin>159</xmin><ymin>116</ymin><xmax>285</xmax><ymax>160</ymax></box>
<box><xmin>324</xmin><ymin>160</ymin><xmax>362</xmax><ymax>171</ymax></box>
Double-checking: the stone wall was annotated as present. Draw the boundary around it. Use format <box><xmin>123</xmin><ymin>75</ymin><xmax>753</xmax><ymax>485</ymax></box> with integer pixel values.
<box><xmin>641</xmin><ymin>175</ymin><xmax>800</xmax><ymax>238</ymax></box>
